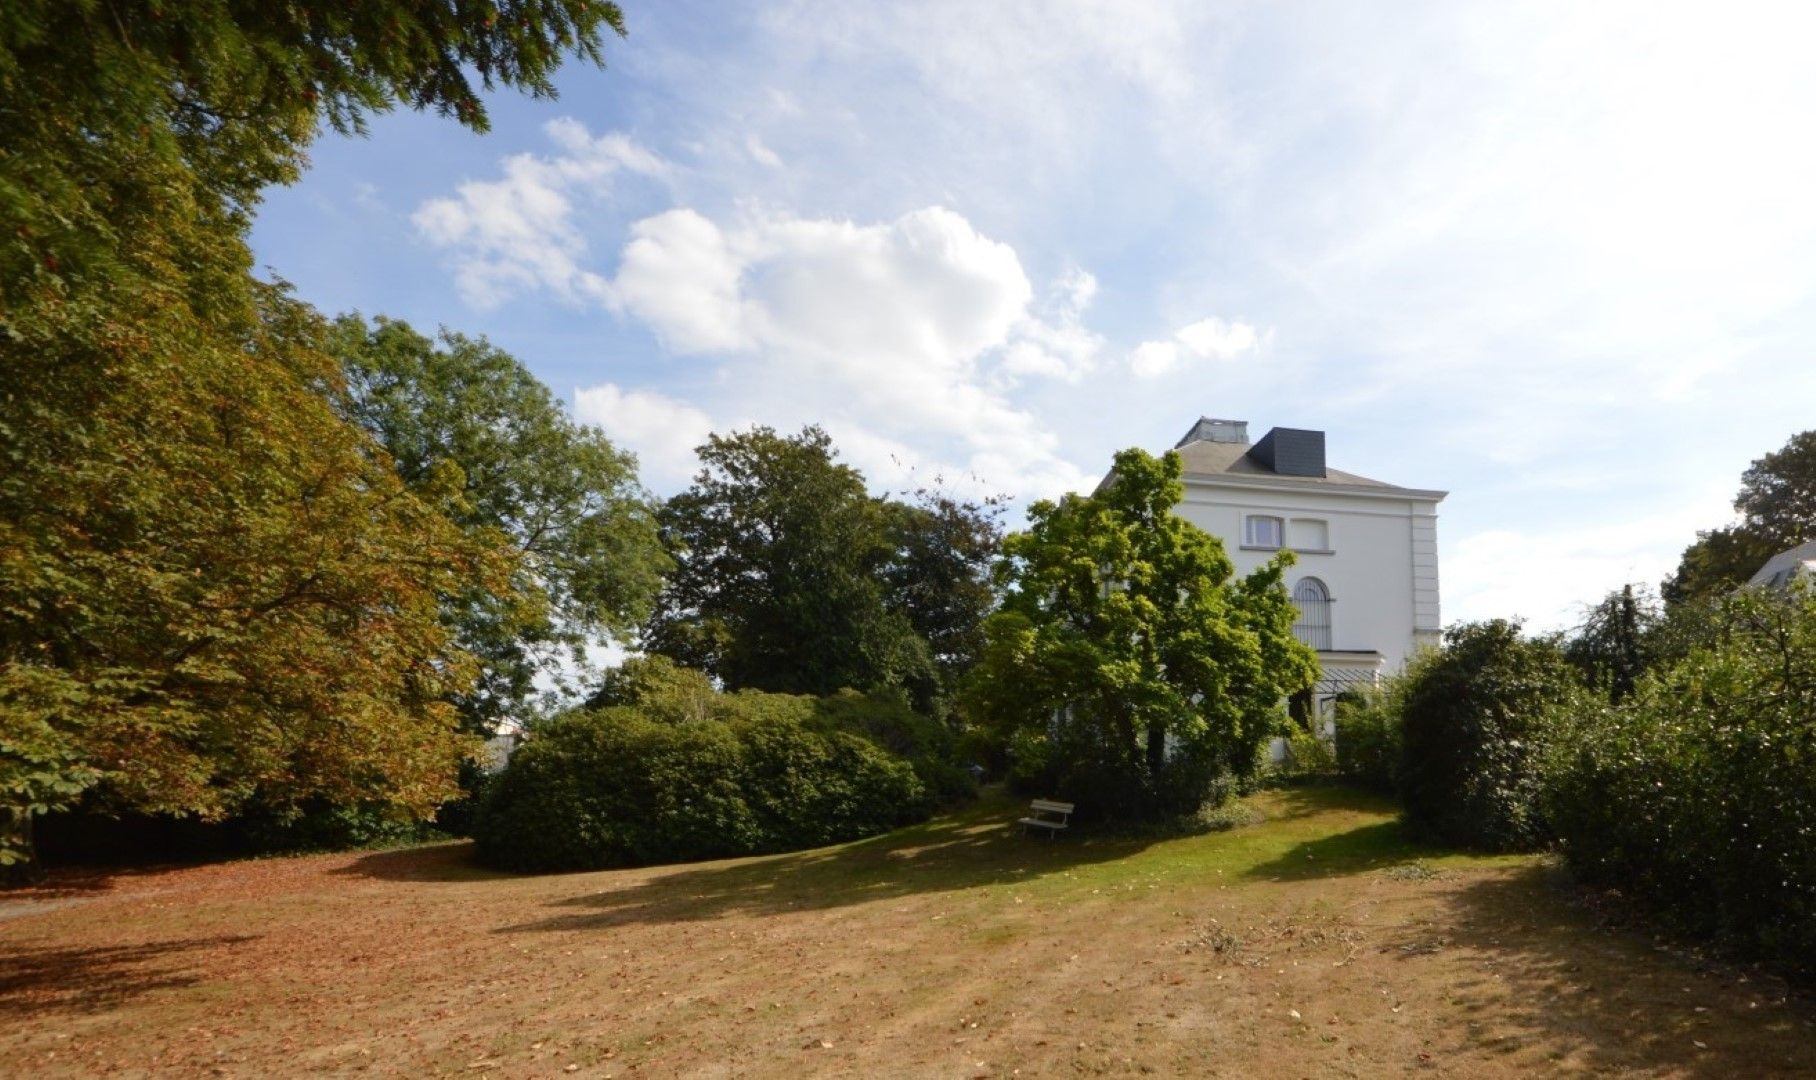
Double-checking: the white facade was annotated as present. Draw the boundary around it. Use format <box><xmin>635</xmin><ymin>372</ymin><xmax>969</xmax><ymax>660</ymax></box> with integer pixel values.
<box><xmin>1160</xmin><ymin>418</ymin><xmax>1446</xmax><ymax>704</ymax></box>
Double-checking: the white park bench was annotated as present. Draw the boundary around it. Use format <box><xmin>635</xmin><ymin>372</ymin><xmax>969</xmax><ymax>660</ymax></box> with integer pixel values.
<box><xmin>1018</xmin><ymin>799</ymin><xmax>1074</xmax><ymax>838</ymax></box>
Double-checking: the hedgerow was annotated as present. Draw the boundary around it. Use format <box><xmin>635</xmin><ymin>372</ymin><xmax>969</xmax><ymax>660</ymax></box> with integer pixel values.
<box><xmin>1547</xmin><ymin>587</ymin><xmax>1816</xmax><ymax>969</ymax></box>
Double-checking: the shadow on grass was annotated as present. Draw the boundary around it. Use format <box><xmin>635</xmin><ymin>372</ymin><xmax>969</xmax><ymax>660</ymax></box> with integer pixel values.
<box><xmin>328</xmin><ymin>841</ymin><xmax>510</xmax><ymax>884</ymax></box>
<box><xmin>489</xmin><ymin>796</ymin><xmax>1172</xmax><ymax>933</ymax></box>
<box><xmin>1401</xmin><ymin>866</ymin><xmax>1814</xmax><ymax>1077</ymax></box>
<box><xmin>1242</xmin><ymin>820</ymin><xmax>1444</xmax><ymax>881</ymax></box>
<box><xmin>0</xmin><ymin>934</ymin><xmax>258</xmax><ymax>1018</ymax></box>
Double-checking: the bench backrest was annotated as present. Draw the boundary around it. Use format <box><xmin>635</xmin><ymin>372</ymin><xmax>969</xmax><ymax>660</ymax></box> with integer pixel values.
<box><xmin>1029</xmin><ymin>799</ymin><xmax>1074</xmax><ymax>816</ymax></box>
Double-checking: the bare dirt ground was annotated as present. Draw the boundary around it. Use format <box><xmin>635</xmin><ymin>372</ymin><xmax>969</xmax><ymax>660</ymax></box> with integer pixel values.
<box><xmin>2</xmin><ymin>787</ymin><xmax>1810</xmax><ymax>1078</ymax></box>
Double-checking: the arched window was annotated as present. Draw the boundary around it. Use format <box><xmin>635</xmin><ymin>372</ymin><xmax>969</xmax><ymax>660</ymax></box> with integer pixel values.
<box><xmin>1292</xmin><ymin>577</ymin><xmax>1331</xmax><ymax>650</ymax></box>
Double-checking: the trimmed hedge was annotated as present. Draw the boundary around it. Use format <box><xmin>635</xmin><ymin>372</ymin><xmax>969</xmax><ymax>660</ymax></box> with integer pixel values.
<box><xmin>1547</xmin><ymin>588</ymin><xmax>1816</xmax><ymax>969</ymax></box>
<box><xmin>474</xmin><ymin>673</ymin><xmax>967</xmax><ymax>872</ymax></box>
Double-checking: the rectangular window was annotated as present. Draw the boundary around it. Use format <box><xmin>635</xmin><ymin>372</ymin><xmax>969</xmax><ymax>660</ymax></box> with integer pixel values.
<box><xmin>1244</xmin><ymin>515</ymin><xmax>1283</xmax><ymax>548</ymax></box>
<box><xmin>1288</xmin><ymin>518</ymin><xmax>1330</xmax><ymax>551</ymax></box>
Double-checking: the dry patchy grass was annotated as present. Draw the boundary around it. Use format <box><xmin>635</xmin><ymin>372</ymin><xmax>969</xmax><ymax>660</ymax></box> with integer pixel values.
<box><xmin>2</xmin><ymin>786</ymin><xmax>1810</xmax><ymax>1078</ymax></box>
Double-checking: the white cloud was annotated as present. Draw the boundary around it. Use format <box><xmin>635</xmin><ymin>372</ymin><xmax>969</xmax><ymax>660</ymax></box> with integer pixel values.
<box><xmin>572</xmin><ymin>383</ymin><xmax>715</xmax><ymax>492</ymax></box>
<box><xmin>1129</xmin><ymin>316</ymin><xmax>1261</xmax><ymax>378</ymax></box>
<box><xmin>998</xmin><ymin>266</ymin><xmax>1103</xmax><ymax>383</ymax></box>
<box><xmin>412</xmin><ymin>120</ymin><xmax>668</xmax><ymax>308</ymax></box>
<box><xmin>596</xmin><ymin>202</ymin><xmax>1092</xmax><ymax>497</ymax></box>
<box><xmin>610</xmin><ymin>209</ymin><xmax>750</xmax><ymax>353</ymax></box>
<box><xmin>745</xmin><ymin>134</ymin><xmax>783</xmax><ymax>169</ymax></box>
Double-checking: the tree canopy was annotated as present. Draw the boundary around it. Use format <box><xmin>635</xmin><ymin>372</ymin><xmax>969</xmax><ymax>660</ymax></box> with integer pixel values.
<box><xmin>962</xmin><ymin>447</ymin><xmax>1317</xmax><ymax>818</ymax></box>
<box><xmin>2</xmin><ymin>0</ymin><xmax>623</xmax><ymax>297</ymax></box>
<box><xmin>333</xmin><ymin>315</ymin><xmax>669</xmax><ymax>731</ymax></box>
<box><xmin>1666</xmin><ymin>430</ymin><xmax>1816</xmax><ymax>603</ymax></box>
<box><xmin>641</xmin><ymin>426</ymin><xmax>1000</xmax><ymax>715</ymax></box>
<box><xmin>1</xmin><ymin>0</ymin><xmax>627</xmax><ymax>872</ymax></box>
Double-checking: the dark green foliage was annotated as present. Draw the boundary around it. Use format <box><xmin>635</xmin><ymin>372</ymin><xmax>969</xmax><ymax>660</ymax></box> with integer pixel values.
<box><xmin>476</xmin><ymin>668</ymin><xmax>973</xmax><ymax>871</ymax></box>
<box><xmin>964</xmin><ymin>447</ymin><xmax>1317</xmax><ymax>822</ymax></box>
<box><xmin>1332</xmin><ymin>687</ymin><xmax>1402</xmax><ymax>795</ymax></box>
<box><xmin>476</xmin><ymin>707</ymin><xmax>755</xmax><ymax>871</ymax></box>
<box><xmin>880</xmin><ymin>491</ymin><xmax>1006</xmax><ymax>717</ymax></box>
<box><xmin>812</xmin><ymin>688</ymin><xmax>978</xmax><ymax>805</ymax></box>
<box><xmin>585</xmin><ymin>655</ymin><xmax>718</xmax><ymax>722</ymax></box>
<box><xmin>2</xmin><ymin>0</ymin><xmax>623</xmax><ymax>296</ymax></box>
<box><xmin>644</xmin><ymin>427</ymin><xmax>1000</xmax><ymax>716</ymax></box>
<box><xmin>1547</xmin><ymin>587</ymin><xmax>1816</xmax><ymax>972</ymax></box>
<box><xmin>1398</xmin><ymin>620</ymin><xmax>1587</xmax><ymax>852</ymax></box>
<box><xmin>333</xmin><ymin>315</ymin><xmax>669</xmax><ymax>733</ymax></box>
<box><xmin>1566</xmin><ymin>584</ymin><xmax>1659</xmax><ymax>702</ymax></box>
<box><xmin>474</xmin><ymin>689</ymin><xmax>936</xmax><ymax>872</ymax></box>
<box><xmin>1665</xmin><ymin>431</ymin><xmax>1816</xmax><ymax>603</ymax></box>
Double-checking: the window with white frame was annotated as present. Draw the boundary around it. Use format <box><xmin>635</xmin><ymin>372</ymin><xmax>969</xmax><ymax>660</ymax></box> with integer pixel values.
<box><xmin>1244</xmin><ymin>514</ymin><xmax>1284</xmax><ymax>548</ymax></box>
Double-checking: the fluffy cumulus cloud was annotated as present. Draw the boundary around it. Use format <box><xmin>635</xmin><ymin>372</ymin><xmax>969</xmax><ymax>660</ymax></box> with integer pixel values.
<box><xmin>412</xmin><ymin>119</ymin><xmax>668</xmax><ymax>308</ymax></box>
<box><xmin>1128</xmin><ymin>316</ymin><xmax>1262</xmax><ymax>378</ymax></box>
<box><xmin>572</xmin><ymin>384</ymin><xmax>716</xmax><ymax>492</ymax></box>
<box><xmin>599</xmin><ymin>202</ymin><xmax>1094</xmax><ymax>496</ymax></box>
<box><xmin>416</xmin><ymin>126</ymin><xmax>1101</xmax><ymax>498</ymax></box>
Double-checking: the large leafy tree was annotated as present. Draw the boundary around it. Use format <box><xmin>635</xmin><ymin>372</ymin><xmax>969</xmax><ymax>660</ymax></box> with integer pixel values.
<box><xmin>641</xmin><ymin>428</ymin><xmax>1002</xmax><ymax>713</ymax></box>
<box><xmin>332</xmin><ymin>316</ymin><xmax>668</xmax><ymax>731</ymax></box>
<box><xmin>963</xmin><ymin>448</ymin><xmax>1317</xmax><ymax>818</ymax></box>
<box><xmin>1666</xmin><ymin>430</ymin><xmax>1816</xmax><ymax>602</ymax></box>
<box><xmin>1</xmin><ymin>272</ymin><xmax>514</xmax><ymax>870</ymax></box>
<box><xmin>644</xmin><ymin>427</ymin><xmax>937</xmax><ymax>699</ymax></box>
<box><xmin>2</xmin><ymin>0</ymin><xmax>623</xmax><ymax>296</ymax></box>
<box><xmin>1</xmin><ymin>1</ymin><xmax>625</xmax><ymax>872</ymax></box>
<box><xmin>880</xmin><ymin>489</ymin><xmax>1005</xmax><ymax>715</ymax></box>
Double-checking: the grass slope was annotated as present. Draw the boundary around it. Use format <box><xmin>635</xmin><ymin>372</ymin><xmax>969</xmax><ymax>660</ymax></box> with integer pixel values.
<box><xmin>2</xmin><ymin>786</ymin><xmax>1810</xmax><ymax>1077</ymax></box>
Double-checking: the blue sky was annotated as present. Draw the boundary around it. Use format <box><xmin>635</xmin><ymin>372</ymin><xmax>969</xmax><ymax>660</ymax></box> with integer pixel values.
<box><xmin>252</xmin><ymin>1</ymin><xmax>1816</xmax><ymax>632</ymax></box>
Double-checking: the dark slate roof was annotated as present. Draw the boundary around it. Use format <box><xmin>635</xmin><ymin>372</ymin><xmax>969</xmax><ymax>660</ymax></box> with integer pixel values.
<box><xmin>1171</xmin><ymin>439</ymin><xmax>1444</xmax><ymax>499</ymax></box>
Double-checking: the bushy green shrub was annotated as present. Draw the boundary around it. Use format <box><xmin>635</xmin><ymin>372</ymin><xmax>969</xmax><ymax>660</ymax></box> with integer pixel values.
<box><xmin>1547</xmin><ymin>587</ymin><xmax>1816</xmax><ymax>969</ymax></box>
<box><xmin>1281</xmin><ymin>725</ymin><xmax>1337</xmax><ymax>778</ymax></box>
<box><xmin>811</xmin><ymin>688</ymin><xmax>978</xmax><ymax>805</ymax></box>
<box><xmin>1398</xmin><ymin>620</ymin><xmax>1588</xmax><ymax>851</ymax></box>
<box><xmin>474</xmin><ymin>674</ymin><xmax>963</xmax><ymax>872</ymax></box>
<box><xmin>1332</xmin><ymin>686</ymin><xmax>1402</xmax><ymax>794</ymax></box>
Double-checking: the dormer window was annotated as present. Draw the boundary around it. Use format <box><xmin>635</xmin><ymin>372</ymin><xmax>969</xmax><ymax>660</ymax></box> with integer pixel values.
<box><xmin>1244</xmin><ymin>515</ymin><xmax>1284</xmax><ymax>549</ymax></box>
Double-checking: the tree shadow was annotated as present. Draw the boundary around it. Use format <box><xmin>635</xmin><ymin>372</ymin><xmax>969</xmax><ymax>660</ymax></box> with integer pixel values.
<box><xmin>0</xmin><ymin>934</ymin><xmax>258</xmax><ymax>1018</ymax></box>
<box><xmin>1403</xmin><ymin>866</ymin><xmax>1815</xmax><ymax>1077</ymax></box>
<box><xmin>491</xmin><ymin>799</ymin><xmax>1164</xmax><ymax>934</ymax></box>
<box><xmin>1249</xmin><ymin>782</ymin><xmax>1404</xmax><ymax>822</ymax></box>
<box><xmin>1242</xmin><ymin>819</ymin><xmax>1446</xmax><ymax>881</ymax></box>
<box><xmin>329</xmin><ymin>840</ymin><xmax>512</xmax><ymax>883</ymax></box>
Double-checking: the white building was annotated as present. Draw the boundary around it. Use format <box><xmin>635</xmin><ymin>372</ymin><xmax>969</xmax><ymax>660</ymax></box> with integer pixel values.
<box><xmin>1164</xmin><ymin>417</ymin><xmax>1446</xmax><ymax>710</ymax></box>
<box><xmin>1748</xmin><ymin>539</ymin><xmax>1816</xmax><ymax>589</ymax></box>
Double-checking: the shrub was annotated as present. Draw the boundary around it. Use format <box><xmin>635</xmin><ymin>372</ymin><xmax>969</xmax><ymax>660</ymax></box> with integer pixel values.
<box><xmin>1398</xmin><ymin>620</ymin><xmax>1587</xmax><ymax>851</ymax></box>
<box><xmin>1282</xmin><ymin>724</ymin><xmax>1338</xmax><ymax>779</ymax></box>
<box><xmin>474</xmin><ymin>678</ymin><xmax>956</xmax><ymax>872</ymax></box>
<box><xmin>1332</xmin><ymin>686</ymin><xmax>1402</xmax><ymax>794</ymax></box>
<box><xmin>475</xmin><ymin>707</ymin><xmax>758</xmax><ymax>871</ymax></box>
<box><xmin>1547</xmin><ymin>587</ymin><xmax>1816</xmax><ymax>970</ymax></box>
<box><xmin>811</xmin><ymin>689</ymin><xmax>978</xmax><ymax>805</ymax></box>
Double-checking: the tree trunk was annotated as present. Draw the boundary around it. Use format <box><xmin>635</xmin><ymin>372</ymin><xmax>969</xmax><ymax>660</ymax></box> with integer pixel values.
<box><xmin>1</xmin><ymin>807</ymin><xmax>44</xmax><ymax>887</ymax></box>
<box><xmin>1145</xmin><ymin>720</ymin><xmax>1167</xmax><ymax>779</ymax></box>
